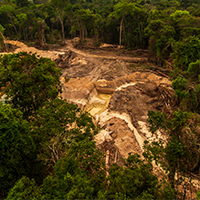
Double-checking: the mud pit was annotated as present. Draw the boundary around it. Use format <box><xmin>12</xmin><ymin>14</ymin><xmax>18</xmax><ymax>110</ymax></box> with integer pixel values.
<box><xmin>61</xmin><ymin>68</ymin><xmax>174</xmax><ymax>165</ymax></box>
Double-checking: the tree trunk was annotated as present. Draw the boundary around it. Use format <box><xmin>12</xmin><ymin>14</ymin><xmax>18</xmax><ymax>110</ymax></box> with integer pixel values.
<box><xmin>105</xmin><ymin>150</ymin><xmax>110</xmax><ymax>177</ymax></box>
<box><xmin>39</xmin><ymin>20</ymin><xmax>45</xmax><ymax>47</ymax></box>
<box><xmin>7</xmin><ymin>13</ymin><xmax>18</xmax><ymax>35</ymax></box>
<box><xmin>138</xmin><ymin>23</ymin><xmax>142</xmax><ymax>47</ymax></box>
<box><xmin>119</xmin><ymin>17</ymin><xmax>123</xmax><ymax>48</ymax></box>
<box><xmin>0</xmin><ymin>31</ymin><xmax>8</xmax><ymax>52</ymax></box>
<box><xmin>59</xmin><ymin>15</ymin><xmax>65</xmax><ymax>43</ymax></box>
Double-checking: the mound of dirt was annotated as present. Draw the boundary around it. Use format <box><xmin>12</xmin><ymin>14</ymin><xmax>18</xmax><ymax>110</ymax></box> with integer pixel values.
<box><xmin>108</xmin><ymin>82</ymin><xmax>174</xmax><ymax>131</ymax></box>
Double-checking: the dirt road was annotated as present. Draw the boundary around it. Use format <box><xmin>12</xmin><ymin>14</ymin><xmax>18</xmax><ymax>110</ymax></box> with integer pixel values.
<box><xmin>4</xmin><ymin>39</ymin><xmax>148</xmax><ymax>63</ymax></box>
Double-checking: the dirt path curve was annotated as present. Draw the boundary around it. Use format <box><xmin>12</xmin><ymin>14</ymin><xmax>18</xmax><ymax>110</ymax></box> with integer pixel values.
<box><xmin>3</xmin><ymin>40</ymin><xmax>148</xmax><ymax>63</ymax></box>
<box><xmin>60</xmin><ymin>40</ymin><xmax>148</xmax><ymax>63</ymax></box>
<box><xmin>3</xmin><ymin>40</ymin><xmax>64</xmax><ymax>60</ymax></box>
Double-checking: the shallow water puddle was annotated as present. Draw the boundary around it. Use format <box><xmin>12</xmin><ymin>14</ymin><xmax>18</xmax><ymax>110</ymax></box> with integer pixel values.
<box><xmin>85</xmin><ymin>93</ymin><xmax>112</xmax><ymax>116</ymax></box>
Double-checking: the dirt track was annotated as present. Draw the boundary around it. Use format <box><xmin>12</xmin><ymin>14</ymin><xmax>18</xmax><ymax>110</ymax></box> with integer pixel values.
<box><xmin>4</xmin><ymin>39</ymin><xmax>148</xmax><ymax>63</ymax></box>
<box><xmin>63</xmin><ymin>40</ymin><xmax>148</xmax><ymax>63</ymax></box>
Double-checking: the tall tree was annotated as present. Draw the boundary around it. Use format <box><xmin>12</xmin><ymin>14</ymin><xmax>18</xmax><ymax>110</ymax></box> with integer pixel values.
<box><xmin>108</xmin><ymin>1</ymin><xmax>135</xmax><ymax>48</ymax></box>
<box><xmin>144</xmin><ymin>109</ymin><xmax>200</xmax><ymax>192</ymax></box>
<box><xmin>0</xmin><ymin>103</ymin><xmax>36</xmax><ymax>198</ymax></box>
<box><xmin>72</xmin><ymin>8</ymin><xmax>97</xmax><ymax>43</ymax></box>
<box><xmin>0</xmin><ymin>24</ymin><xmax>7</xmax><ymax>52</ymax></box>
<box><xmin>0</xmin><ymin>52</ymin><xmax>62</xmax><ymax>118</ymax></box>
<box><xmin>144</xmin><ymin>19</ymin><xmax>175</xmax><ymax>65</ymax></box>
<box><xmin>51</xmin><ymin>0</ymin><xmax>68</xmax><ymax>43</ymax></box>
<box><xmin>0</xmin><ymin>5</ymin><xmax>18</xmax><ymax>36</ymax></box>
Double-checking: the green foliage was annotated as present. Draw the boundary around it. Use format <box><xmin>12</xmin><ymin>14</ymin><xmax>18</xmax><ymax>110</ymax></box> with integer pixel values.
<box><xmin>7</xmin><ymin>135</ymin><xmax>105</xmax><ymax>199</ymax></box>
<box><xmin>72</xmin><ymin>8</ymin><xmax>97</xmax><ymax>43</ymax></box>
<box><xmin>108</xmin><ymin>1</ymin><xmax>148</xmax><ymax>48</ymax></box>
<box><xmin>98</xmin><ymin>153</ymin><xmax>173</xmax><ymax>199</ymax></box>
<box><xmin>41</xmin><ymin>138</ymin><xmax>105</xmax><ymax>199</ymax></box>
<box><xmin>172</xmin><ymin>76</ymin><xmax>200</xmax><ymax>112</ymax></box>
<box><xmin>41</xmin><ymin>159</ymin><xmax>94</xmax><ymax>199</ymax></box>
<box><xmin>145</xmin><ymin>109</ymin><xmax>200</xmax><ymax>190</ymax></box>
<box><xmin>197</xmin><ymin>190</ymin><xmax>200</xmax><ymax>200</ymax></box>
<box><xmin>170</xmin><ymin>10</ymin><xmax>190</xmax><ymax>22</ymax></box>
<box><xmin>0</xmin><ymin>4</ymin><xmax>15</xmax><ymax>14</ymax></box>
<box><xmin>144</xmin><ymin>19</ymin><xmax>175</xmax><ymax>64</ymax></box>
<box><xmin>172</xmin><ymin>76</ymin><xmax>189</xmax><ymax>99</ymax></box>
<box><xmin>16</xmin><ymin>0</ymin><xmax>31</xmax><ymax>7</ymax></box>
<box><xmin>180</xmin><ymin>27</ymin><xmax>200</xmax><ymax>39</ymax></box>
<box><xmin>1</xmin><ymin>0</ymin><xmax>200</xmax><ymax>198</ymax></box>
<box><xmin>188</xmin><ymin>59</ymin><xmax>200</xmax><ymax>78</ymax></box>
<box><xmin>148</xmin><ymin>110</ymin><xmax>167</xmax><ymax>133</ymax></box>
<box><xmin>0</xmin><ymin>23</ymin><xmax>5</xmax><ymax>34</ymax></box>
<box><xmin>6</xmin><ymin>176</ymin><xmax>41</xmax><ymax>200</ymax></box>
<box><xmin>31</xmin><ymin>98</ymin><xmax>99</xmax><ymax>167</ymax></box>
<box><xmin>0</xmin><ymin>102</ymin><xmax>36</xmax><ymax>197</ymax></box>
<box><xmin>171</xmin><ymin>36</ymin><xmax>200</xmax><ymax>70</ymax></box>
<box><xmin>0</xmin><ymin>52</ymin><xmax>62</xmax><ymax>118</ymax></box>
<box><xmin>0</xmin><ymin>23</ymin><xmax>6</xmax><ymax>51</ymax></box>
<box><xmin>50</xmin><ymin>0</ymin><xmax>69</xmax><ymax>42</ymax></box>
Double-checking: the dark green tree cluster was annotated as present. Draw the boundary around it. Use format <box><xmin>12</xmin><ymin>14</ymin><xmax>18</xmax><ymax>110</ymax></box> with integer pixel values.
<box><xmin>0</xmin><ymin>52</ymin><xmax>101</xmax><ymax>198</ymax></box>
<box><xmin>144</xmin><ymin>110</ymin><xmax>200</xmax><ymax>193</ymax></box>
<box><xmin>142</xmin><ymin>6</ymin><xmax>200</xmax><ymax>195</ymax></box>
<box><xmin>0</xmin><ymin>0</ymin><xmax>198</xmax><ymax>50</ymax></box>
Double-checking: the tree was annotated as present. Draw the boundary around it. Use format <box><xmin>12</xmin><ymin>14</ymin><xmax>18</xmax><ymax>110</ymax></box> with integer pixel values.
<box><xmin>144</xmin><ymin>109</ymin><xmax>200</xmax><ymax>194</ymax></box>
<box><xmin>6</xmin><ymin>126</ymin><xmax>105</xmax><ymax>199</ymax></box>
<box><xmin>0</xmin><ymin>103</ymin><xmax>36</xmax><ymax>198</ymax></box>
<box><xmin>98</xmin><ymin>154</ymin><xmax>175</xmax><ymax>199</ymax></box>
<box><xmin>107</xmin><ymin>2</ymin><xmax>148</xmax><ymax>49</ymax></box>
<box><xmin>31</xmin><ymin>98</ymin><xmax>101</xmax><ymax>168</ymax></box>
<box><xmin>15</xmin><ymin>0</ymin><xmax>31</xmax><ymax>8</ymax></box>
<box><xmin>0</xmin><ymin>4</ymin><xmax>18</xmax><ymax>36</ymax></box>
<box><xmin>50</xmin><ymin>0</ymin><xmax>68</xmax><ymax>43</ymax></box>
<box><xmin>33</xmin><ymin>0</ymin><xmax>49</xmax><ymax>4</ymax></box>
<box><xmin>0</xmin><ymin>52</ymin><xmax>62</xmax><ymax>118</ymax></box>
<box><xmin>6</xmin><ymin>176</ymin><xmax>41</xmax><ymax>200</ymax></box>
<box><xmin>169</xmin><ymin>10</ymin><xmax>195</xmax><ymax>41</ymax></box>
<box><xmin>188</xmin><ymin>60</ymin><xmax>200</xmax><ymax>79</ymax></box>
<box><xmin>40</xmin><ymin>138</ymin><xmax>105</xmax><ymax>199</ymax></box>
<box><xmin>15</xmin><ymin>13</ymin><xmax>29</xmax><ymax>40</ymax></box>
<box><xmin>31</xmin><ymin>98</ymin><xmax>80</xmax><ymax>166</ymax></box>
<box><xmin>7</xmin><ymin>146</ymin><xmax>104</xmax><ymax>199</ymax></box>
<box><xmin>171</xmin><ymin>36</ymin><xmax>200</xmax><ymax>70</ymax></box>
<box><xmin>0</xmin><ymin>24</ymin><xmax>7</xmax><ymax>52</ymax></box>
<box><xmin>108</xmin><ymin>1</ymin><xmax>136</xmax><ymax>48</ymax></box>
<box><xmin>32</xmin><ymin>4</ymin><xmax>53</xmax><ymax>44</ymax></box>
<box><xmin>72</xmin><ymin>8</ymin><xmax>96</xmax><ymax>44</ymax></box>
<box><xmin>144</xmin><ymin>19</ymin><xmax>175</xmax><ymax>65</ymax></box>
<box><xmin>172</xmin><ymin>76</ymin><xmax>200</xmax><ymax>113</ymax></box>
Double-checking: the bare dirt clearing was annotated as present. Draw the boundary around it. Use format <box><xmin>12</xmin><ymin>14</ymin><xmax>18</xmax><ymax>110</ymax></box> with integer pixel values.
<box><xmin>4</xmin><ymin>39</ymin><xmax>173</xmax><ymax>160</ymax></box>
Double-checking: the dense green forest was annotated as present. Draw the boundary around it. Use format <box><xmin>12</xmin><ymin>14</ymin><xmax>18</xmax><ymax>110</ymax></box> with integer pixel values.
<box><xmin>0</xmin><ymin>0</ymin><xmax>200</xmax><ymax>199</ymax></box>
